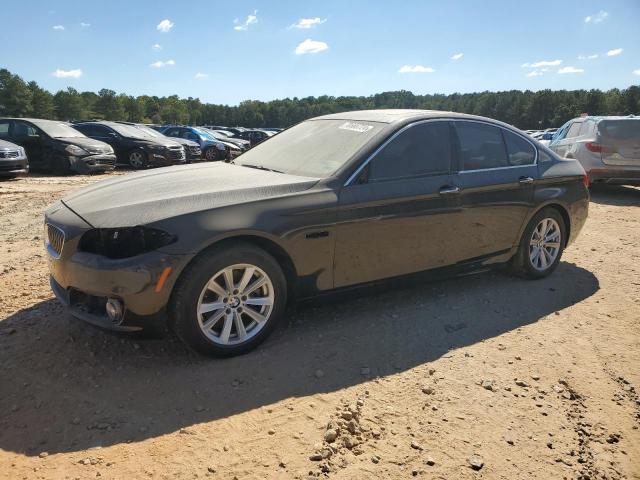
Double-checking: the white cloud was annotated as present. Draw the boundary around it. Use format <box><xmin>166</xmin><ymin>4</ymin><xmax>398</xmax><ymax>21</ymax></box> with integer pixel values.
<box><xmin>398</xmin><ymin>65</ymin><xmax>435</xmax><ymax>73</ymax></box>
<box><xmin>578</xmin><ymin>54</ymin><xmax>599</xmax><ymax>60</ymax></box>
<box><xmin>52</xmin><ymin>68</ymin><xmax>82</xmax><ymax>78</ymax></box>
<box><xmin>150</xmin><ymin>59</ymin><xmax>175</xmax><ymax>68</ymax></box>
<box><xmin>152</xmin><ymin>43</ymin><xmax>162</xmax><ymax>51</ymax></box>
<box><xmin>234</xmin><ymin>10</ymin><xmax>258</xmax><ymax>31</ymax></box>
<box><xmin>526</xmin><ymin>70</ymin><xmax>544</xmax><ymax>77</ymax></box>
<box><xmin>290</xmin><ymin>17</ymin><xmax>327</xmax><ymax>29</ymax></box>
<box><xmin>558</xmin><ymin>66</ymin><xmax>584</xmax><ymax>74</ymax></box>
<box><xmin>52</xmin><ymin>25</ymin><xmax>65</xmax><ymax>31</ymax></box>
<box><xmin>585</xmin><ymin>11</ymin><xmax>608</xmax><ymax>23</ymax></box>
<box><xmin>295</xmin><ymin>38</ymin><xmax>329</xmax><ymax>55</ymax></box>
<box><xmin>451</xmin><ymin>53</ymin><xmax>464</xmax><ymax>61</ymax></box>
<box><xmin>522</xmin><ymin>59</ymin><xmax>562</xmax><ymax>68</ymax></box>
<box><xmin>606</xmin><ymin>48</ymin><xmax>623</xmax><ymax>57</ymax></box>
<box><xmin>80</xmin><ymin>22</ymin><xmax>90</xmax><ymax>28</ymax></box>
<box><xmin>156</xmin><ymin>19</ymin><xmax>174</xmax><ymax>33</ymax></box>
<box><xmin>633</xmin><ymin>69</ymin><xmax>640</xmax><ymax>76</ymax></box>
<box><xmin>194</xmin><ymin>72</ymin><xmax>208</xmax><ymax>79</ymax></box>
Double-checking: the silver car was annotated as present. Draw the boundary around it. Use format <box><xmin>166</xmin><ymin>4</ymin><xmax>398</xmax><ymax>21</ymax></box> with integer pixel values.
<box><xmin>549</xmin><ymin>115</ymin><xmax>640</xmax><ymax>186</ymax></box>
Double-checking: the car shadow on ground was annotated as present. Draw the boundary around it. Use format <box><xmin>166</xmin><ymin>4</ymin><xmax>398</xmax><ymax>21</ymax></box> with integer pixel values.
<box><xmin>589</xmin><ymin>184</ymin><xmax>640</xmax><ymax>207</ymax></box>
<box><xmin>0</xmin><ymin>263</ymin><xmax>598</xmax><ymax>456</ymax></box>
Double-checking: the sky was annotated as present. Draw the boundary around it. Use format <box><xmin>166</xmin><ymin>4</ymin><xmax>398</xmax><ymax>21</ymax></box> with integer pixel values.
<box><xmin>2</xmin><ymin>0</ymin><xmax>639</xmax><ymax>105</ymax></box>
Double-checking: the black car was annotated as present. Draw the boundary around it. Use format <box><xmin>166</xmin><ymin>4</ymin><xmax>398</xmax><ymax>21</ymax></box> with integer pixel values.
<box><xmin>0</xmin><ymin>139</ymin><xmax>28</xmax><ymax>177</ymax></box>
<box><xmin>44</xmin><ymin>110</ymin><xmax>589</xmax><ymax>357</ymax></box>
<box><xmin>116</xmin><ymin>122</ymin><xmax>202</xmax><ymax>163</ymax></box>
<box><xmin>0</xmin><ymin>118</ymin><xmax>115</xmax><ymax>174</ymax></box>
<box><xmin>237</xmin><ymin>129</ymin><xmax>273</xmax><ymax>147</ymax></box>
<box><xmin>72</xmin><ymin>121</ymin><xmax>185</xmax><ymax>168</ymax></box>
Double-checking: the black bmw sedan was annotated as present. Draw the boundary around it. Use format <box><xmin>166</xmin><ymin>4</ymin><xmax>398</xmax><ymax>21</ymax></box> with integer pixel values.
<box><xmin>44</xmin><ymin>110</ymin><xmax>589</xmax><ymax>356</ymax></box>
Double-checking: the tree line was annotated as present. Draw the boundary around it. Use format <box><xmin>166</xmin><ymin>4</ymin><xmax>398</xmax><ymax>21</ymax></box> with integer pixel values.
<box><xmin>1</xmin><ymin>68</ymin><xmax>638</xmax><ymax>129</ymax></box>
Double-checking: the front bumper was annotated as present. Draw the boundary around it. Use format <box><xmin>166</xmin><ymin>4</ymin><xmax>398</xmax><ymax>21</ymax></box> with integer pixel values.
<box><xmin>45</xmin><ymin>204</ymin><xmax>189</xmax><ymax>330</ymax></box>
<box><xmin>0</xmin><ymin>158</ymin><xmax>28</xmax><ymax>176</ymax></box>
<box><xmin>588</xmin><ymin>168</ymin><xmax>640</xmax><ymax>186</ymax></box>
<box><xmin>70</xmin><ymin>154</ymin><xmax>116</xmax><ymax>173</ymax></box>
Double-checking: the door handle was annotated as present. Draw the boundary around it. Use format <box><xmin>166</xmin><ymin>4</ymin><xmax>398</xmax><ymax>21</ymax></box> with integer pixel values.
<box><xmin>439</xmin><ymin>186</ymin><xmax>460</xmax><ymax>195</ymax></box>
<box><xmin>518</xmin><ymin>176</ymin><xmax>534</xmax><ymax>185</ymax></box>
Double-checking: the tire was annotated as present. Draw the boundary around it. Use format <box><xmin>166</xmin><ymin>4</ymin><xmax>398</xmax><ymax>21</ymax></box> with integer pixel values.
<box><xmin>169</xmin><ymin>243</ymin><xmax>287</xmax><ymax>357</ymax></box>
<box><xmin>128</xmin><ymin>149</ymin><xmax>147</xmax><ymax>169</ymax></box>
<box><xmin>203</xmin><ymin>147</ymin><xmax>219</xmax><ymax>162</ymax></box>
<box><xmin>510</xmin><ymin>207</ymin><xmax>566</xmax><ymax>279</ymax></box>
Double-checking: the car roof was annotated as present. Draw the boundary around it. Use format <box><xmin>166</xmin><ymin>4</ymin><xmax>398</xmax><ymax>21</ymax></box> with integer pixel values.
<box><xmin>311</xmin><ymin>109</ymin><xmax>514</xmax><ymax>127</ymax></box>
<box><xmin>569</xmin><ymin>115</ymin><xmax>638</xmax><ymax>123</ymax></box>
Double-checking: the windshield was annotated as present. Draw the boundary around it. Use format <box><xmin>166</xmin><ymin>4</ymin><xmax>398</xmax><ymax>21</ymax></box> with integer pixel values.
<box><xmin>110</xmin><ymin>123</ymin><xmax>155</xmax><ymax>139</ymax></box>
<box><xmin>193</xmin><ymin>128</ymin><xmax>216</xmax><ymax>141</ymax></box>
<box><xmin>235</xmin><ymin>119</ymin><xmax>385</xmax><ymax>177</ymax></box>
<box><xmin>134</xmin><ymin>125</ymin><xmax>165</xmax><ymax>138</ymax></box>
<box><xmin>34</xmin><ymin>120</ymin><xmax>85</xmax><ymax>138</ymax></box>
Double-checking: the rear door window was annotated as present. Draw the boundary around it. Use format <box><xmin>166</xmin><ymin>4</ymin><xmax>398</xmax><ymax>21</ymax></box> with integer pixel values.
<box><xmin>454</xmin><ymin>121</ymin><xmax>508</xmax><ymax>170</ymax></box>
<box><xmin>502</xmin><ymin>130</ymin><xmax>536</xmax><ymax>166</ymax></box>
<box><xmin>598</xmin><ymin>120</ymin><xmax>640</xmax><ymax>140</ymax></box>
<box><xmin>368</xmin><ymin>121</ymin><xmax>452</xmax><ymax>182</ymax></box>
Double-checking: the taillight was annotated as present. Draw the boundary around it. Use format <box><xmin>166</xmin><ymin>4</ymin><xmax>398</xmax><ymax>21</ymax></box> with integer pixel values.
<box><xmin>585</xmin><ymin>142</ymin><xmax>602</xmax><ymax>153</ymax></box>
<box><xmin>582</xmin><ymin>174</ymin><xmax>589</xmax><ymax>189</ymax></box>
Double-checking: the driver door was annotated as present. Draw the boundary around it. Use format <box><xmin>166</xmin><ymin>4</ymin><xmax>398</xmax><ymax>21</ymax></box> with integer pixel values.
<box><xmin>10</xmin><ymin>121</ymin><xmax>45</xmax><ymax>168</ymax></box>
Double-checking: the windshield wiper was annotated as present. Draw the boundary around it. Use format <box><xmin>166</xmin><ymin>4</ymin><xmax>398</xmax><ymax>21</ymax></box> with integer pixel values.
<box><xmin>236</xmin><ymin>163</ymin><xmax>284</xmax><ymax>174</ymax></box>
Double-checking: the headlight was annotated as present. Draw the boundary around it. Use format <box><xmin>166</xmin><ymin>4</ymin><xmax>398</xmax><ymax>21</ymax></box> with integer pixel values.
<box><xmin>216</xmin><ymin>143</ymin><xmax>226</xmax><ymax>151</ymax></box>
<box><xmin>78</xmin><ymin>226</ymin><xmax>176</xmax><ymax>259</ymax></box>
<box><xmin>65</xmin><ymin>144</ymin><xmax>88</xmax><ymax>156</ymax></box>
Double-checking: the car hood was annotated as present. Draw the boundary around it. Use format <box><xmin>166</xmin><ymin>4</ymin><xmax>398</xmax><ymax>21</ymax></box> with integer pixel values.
<box><xmin>61</xmin><ymin>162</ymin><xmax>319</xmax><ymax>228</ymax></box>
<box><xmin>54</xmin><ymin>137</ymin><xmax>112</xmax><ymax>150</ymax></box>
<box><xmin>171</xmin><ymin>138</ymin><xmax>199</xmax><ymax>147</ymax></box>
<box><xmin>132</xmin><ymin>138</ymin><xmax>182</xmax><ymax>148</ymax></box>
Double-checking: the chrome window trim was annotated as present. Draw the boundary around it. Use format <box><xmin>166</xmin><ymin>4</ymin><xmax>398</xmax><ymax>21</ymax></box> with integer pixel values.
<box><xmin>343</xmin><ymin>117</ymin><xmax>538</xmax><ymax>186</ymax></box>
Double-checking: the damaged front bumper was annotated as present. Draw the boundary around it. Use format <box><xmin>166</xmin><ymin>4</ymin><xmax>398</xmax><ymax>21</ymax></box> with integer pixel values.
<box><xmin>45</xmin><ymin>202</ymin><xmax>189</xmax><ymax>331</ymax></box>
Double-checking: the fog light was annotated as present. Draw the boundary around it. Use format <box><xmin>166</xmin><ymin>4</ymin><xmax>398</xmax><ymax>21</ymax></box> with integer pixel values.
<box><xmin>106</xmin><ymin>298</ymin><xmax>124</xmax><ymax>324</ymax></box>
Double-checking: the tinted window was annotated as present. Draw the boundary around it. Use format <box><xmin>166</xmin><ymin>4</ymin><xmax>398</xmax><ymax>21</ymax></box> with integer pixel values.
<box><xmin>73</xmin><ymin>124</ymin><xmax>93</xmax><ymax>136</ymax></box>
<box><xmin>455</xmin><ymin>122</ymin><xmax>508</xmax><ymax>170</ymax></box>
<box><xmin>13</xmin><ymin>121</ymin><xmax>40</xmax><ymax>139</ymax></box>
<box><xmin>92</xmin><ymin>125</ymin><xmax>113</xmax><ymax>136</ymax></box>
<box><xmin>598</xmin><ymin>120</ymin><xmax>640</xmax><ymax>140</ymax></box>
<box><xmin>503</xmin><ymin>130</ymin><xmax>535</xmax><ymax>166</ymax></box>
<box><xmin>368</xmin><ymin>121</ymin><xmax>451</xmax><ymax>182</ymax></box>
<box><xmin>566</xmin><ymin>122</ymin><xmax>582</xmax><ymax>138</ymax></box>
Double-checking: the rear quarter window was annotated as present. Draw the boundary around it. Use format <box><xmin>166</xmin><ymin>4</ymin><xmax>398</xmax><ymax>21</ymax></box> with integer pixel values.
<box><xmin>503</xmin><ymin>130</ymin><xmax>536</xmax><ymax>166</ymax></box>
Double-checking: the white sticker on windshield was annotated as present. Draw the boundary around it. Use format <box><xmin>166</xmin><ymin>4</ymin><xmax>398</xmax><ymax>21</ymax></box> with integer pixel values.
<box><xmin>339</xmin><ymin>122</ymin><xmax>374</xmax><ymax>133</ymax></box>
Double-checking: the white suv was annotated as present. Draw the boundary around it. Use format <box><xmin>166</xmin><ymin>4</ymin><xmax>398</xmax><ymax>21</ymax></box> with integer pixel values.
<box><xmin>549</xmin><ymin>116</ymin><xmax>640</xmax><ymax>186</ymax></box>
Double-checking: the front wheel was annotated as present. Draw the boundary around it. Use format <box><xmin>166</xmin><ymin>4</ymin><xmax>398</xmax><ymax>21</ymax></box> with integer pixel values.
<box><xmin>169</xmin><ymin>243</ymin><xmax>287</xmax><ymax>357</ymax></box>
<box><xmin>128</xmin><ymin>149</ymin><xmax>147</xmax><ymax>169</ymax></box>
<box><xmin>203</xmin><ymin>148</ymin><xmax>219</xmax><ymax>162</ymax></box>
<box><xmin>511</xmin><ymin>208</ymin><xmax>566</xmax><ymax>279</ymax></box>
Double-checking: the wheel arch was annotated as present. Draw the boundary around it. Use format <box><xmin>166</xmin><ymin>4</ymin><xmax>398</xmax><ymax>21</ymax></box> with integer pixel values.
<box><xmin>171</xmin><ymin>233</ymin><xmax>299</xmax><ymax>302</ymax></box>
<box><xmin>531</xmin><ymin>202</ymin><xmax>572</xmax><ymax>247</ymax></box>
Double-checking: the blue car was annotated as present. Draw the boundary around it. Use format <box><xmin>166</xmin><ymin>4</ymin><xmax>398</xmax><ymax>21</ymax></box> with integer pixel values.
<box><xmin>161</xmin><ymin>126</ymin><xmax>228</xmax><ymax>161</ymax></box>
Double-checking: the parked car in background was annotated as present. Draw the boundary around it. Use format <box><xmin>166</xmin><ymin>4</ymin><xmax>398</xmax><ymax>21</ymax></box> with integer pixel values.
<box><xmin>116</xmin><ymin>122</ymin><xmax>202</xmax><ymax>162</ymax></box>
<box><xmin>199</xmin><ymin>128</ymin><xmax>250</xmax><ymax>152</ymax></box>
<box><xmin>549</xmin><ymin>115</ymin><xmax>640</xmax><ymax>186</ymax></box>
<box><xmin>73</xmin><ymin>121</ymin><xmax>185</xmax><ymax>168</ymax></box>
<box><xmin>44</xmin><ymin>109</ymin><xmax>589</xmax><ymax>357</ymax></box>
<box><xmin>0</xmin><ymin>139</ymin><xmax>28</xmax><ymax>178</ymax></box>
<box><xmin>161</xmin><ymin>126</ymin><xmax>230</xmax><ymax>161</ymax></box>
<box><xmin>236</xmin><ymin>129</ymin><xmax>274</xmax><ymax>147</ymax></box>
<box><xmin>0</xmin><ymin>118</ymin><xmax>115</xmax><ymax>174</ymax></box>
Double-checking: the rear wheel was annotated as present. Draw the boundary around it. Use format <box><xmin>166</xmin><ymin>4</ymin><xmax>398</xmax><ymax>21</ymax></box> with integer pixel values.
<box><xmin>511</xmin><ymin>208</ymin><xmax>566</xmax><ymax>279</ymax></box>
<box><xmin>128</xmin><ymin>149</ymin><xmax>147</xmax><ymax>169</ymax></box>
<box><xmin>169</xmin><ymin>243</ymin><xmax>287</xmax><ymax>357</ymax></box>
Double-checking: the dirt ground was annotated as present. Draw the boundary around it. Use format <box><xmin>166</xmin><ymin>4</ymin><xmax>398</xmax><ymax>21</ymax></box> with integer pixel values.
<box><xmin>0</xmin><ymin>173</ymin><xmax>638</xmax><ymax>480</ymax></box>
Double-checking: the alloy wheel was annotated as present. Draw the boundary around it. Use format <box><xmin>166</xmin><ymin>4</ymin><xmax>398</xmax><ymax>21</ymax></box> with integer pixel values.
<box><xmin>205</xmin><ymin>148</ymin><xmax>218</xmax><ymax>161</ymax></box>
<box><xmin>529</xmin><ymin>218</ymin><xmax>561</xmax><ymax>271</ymax></box>
<box><xmin>129</xmin><ymin>151</ymin><xmax>145</xmax><ymax>168</ymax></box>
<box><xmin>196</xmin><ymin>263</ymin><xmax>274</xmax><ymax>345</ymax></box>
